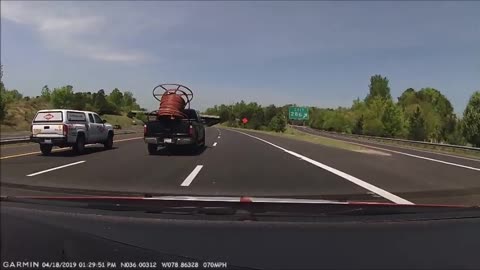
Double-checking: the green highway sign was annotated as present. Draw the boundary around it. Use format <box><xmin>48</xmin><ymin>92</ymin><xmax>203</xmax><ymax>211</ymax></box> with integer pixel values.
<box><xmin>288</xmin><ymin>106</ymin><xmax>309</xmax><ymax>120</ymax></box>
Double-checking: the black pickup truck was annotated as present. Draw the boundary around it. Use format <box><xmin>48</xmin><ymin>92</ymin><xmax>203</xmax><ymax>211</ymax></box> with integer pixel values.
<box><xmin>144</xmin><ymin>109</ymin><xmax>206</xmax><ymax>154</ymax></box>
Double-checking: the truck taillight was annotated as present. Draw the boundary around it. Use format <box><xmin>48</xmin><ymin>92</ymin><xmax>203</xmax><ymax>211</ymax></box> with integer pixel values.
<box><xmin>63</xmin><ymin>124</ymin><xmax>69</xmax><ymax>136</ymax></box>
<box><xmin>189</xmin><ymin>125</ymin><xmax>194</xmax><ymax>137</ymax></box>
<box><xmin>143</xmin><ymin>125</ymin><xmax>147</xmax><ymax>136</ymax></box>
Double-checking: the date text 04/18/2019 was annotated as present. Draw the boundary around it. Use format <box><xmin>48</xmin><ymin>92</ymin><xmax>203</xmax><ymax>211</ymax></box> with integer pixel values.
<box><xmin>2</xmin><ymin>262</ymin><xmax>118</xmax><ymax>269</ymax></box>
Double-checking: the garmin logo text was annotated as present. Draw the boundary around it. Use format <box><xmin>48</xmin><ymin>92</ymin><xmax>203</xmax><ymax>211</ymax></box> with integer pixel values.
<box><xmin>3</xmin><ymin>261</ymin><xmax>40</xmax><ymax>268</ymax></box>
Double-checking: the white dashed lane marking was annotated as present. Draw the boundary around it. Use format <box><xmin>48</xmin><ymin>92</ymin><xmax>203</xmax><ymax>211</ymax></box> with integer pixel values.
<box><xmin>180</xmin><ymin>165</ymin><xmax>204</xmax><ymax>187</ymax></box>
<box><xmin>27</xmin><ymin>160</ymin><xmax>86</xmax><ymax>177</ymax></box>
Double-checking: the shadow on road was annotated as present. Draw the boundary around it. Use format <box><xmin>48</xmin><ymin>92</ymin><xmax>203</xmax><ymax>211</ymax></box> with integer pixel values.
<box><xmin>44</xmin><ymin>146</ymin><xmax>119</xmax><ymax>158</ymax></box>
<box><xmin>151</xmin><ymin>145</ymin><xmax>207</xmax><ymax>156</ymax></box>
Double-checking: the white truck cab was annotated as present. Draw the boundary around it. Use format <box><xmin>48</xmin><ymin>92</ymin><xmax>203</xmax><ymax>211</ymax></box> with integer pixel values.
<box><xmin>30</xmin><ymin>109</ymin><xmax>114</xmax><ymax>155</ymax></box>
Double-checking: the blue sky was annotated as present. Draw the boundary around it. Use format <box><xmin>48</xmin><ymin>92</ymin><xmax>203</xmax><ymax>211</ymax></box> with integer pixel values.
<box><xmin>1</xmin><ymin>1</ymin><xmax>479</xmax><ymax>113</ymax></box>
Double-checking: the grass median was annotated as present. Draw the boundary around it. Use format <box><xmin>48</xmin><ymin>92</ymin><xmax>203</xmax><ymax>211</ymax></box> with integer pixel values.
<box><xmin>222</xmin><ymin>125</ymin><xmax>375</xmax><ymax>153</ymax></box>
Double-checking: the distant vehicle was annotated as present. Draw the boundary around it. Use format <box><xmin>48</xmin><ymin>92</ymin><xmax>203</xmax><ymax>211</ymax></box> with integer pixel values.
<box><xmin>30</xmin><ymin>109</ymin><xmax>114</xmax><ymax>155</ymax></box>
<box><xmin>144</xmin><ymin>84</ymin><xmax>205</xmax><ymax>154</ymax></box>
<box><xmin>144</xmin><ymin>108</ymin><xmax>206</xmax><ymax>154</ymax></box>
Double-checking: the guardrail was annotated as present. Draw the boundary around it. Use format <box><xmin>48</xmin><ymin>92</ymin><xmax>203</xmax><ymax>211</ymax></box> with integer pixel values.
<box><xmin>0</xmin><ymin>130</ymin><xmax>139</xmax><ymax>145</ymax></box>
<box><xmin>292</xmin><ymin>125</ymin><xmax>480</xmax><ymax>153</ymax></box>
<box><xmin>0</xmin><ymin>136</ymin><xmax>31</xmax><ymax>145</ymax></box>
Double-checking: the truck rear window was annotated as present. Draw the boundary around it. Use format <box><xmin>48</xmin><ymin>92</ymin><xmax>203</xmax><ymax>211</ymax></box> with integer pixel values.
<box><xmin>67</xmin><ymin>111</ymin><xmax>86</xmax><ymax>122</ymax></box>
<box><xmin>33</xmin><ymin>111</ymin><xmax>63</xmax><ymax>123</ymax></box>
<box><xmin>184</xmin><ymin>110</ymin><xmax>198</xmax><ymax>120</ymax></box>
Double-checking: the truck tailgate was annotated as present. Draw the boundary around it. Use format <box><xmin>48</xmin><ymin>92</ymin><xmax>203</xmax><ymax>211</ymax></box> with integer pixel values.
<box><xmin>145</xmin><ymin>119</ymin><xmax>190</xmax><ymax>137</ymax></box>
<box><xmin>32</xmin><ymin>123</ymin><xmax>64</xmax><ymax>137</ymax></box>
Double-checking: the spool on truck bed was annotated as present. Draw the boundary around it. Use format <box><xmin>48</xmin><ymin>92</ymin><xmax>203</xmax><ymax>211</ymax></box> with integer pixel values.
<box><xmin>143</xmin><ymin>83</ymin><xmax>221</xmax><ymax>154</ymax></box>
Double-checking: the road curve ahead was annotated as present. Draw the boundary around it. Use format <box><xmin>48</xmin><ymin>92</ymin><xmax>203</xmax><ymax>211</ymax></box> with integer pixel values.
<box><xmin>1</xmin><ymin>126</ymin><xmax>480</xmax><ymax>206</ymax></box>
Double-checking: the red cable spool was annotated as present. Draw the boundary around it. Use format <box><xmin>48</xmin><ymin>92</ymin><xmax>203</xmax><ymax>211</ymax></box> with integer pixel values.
<box><xmin>152</xmin><ymin>84</ymin><xmax>194</xmax><ymax>120</ymax></box>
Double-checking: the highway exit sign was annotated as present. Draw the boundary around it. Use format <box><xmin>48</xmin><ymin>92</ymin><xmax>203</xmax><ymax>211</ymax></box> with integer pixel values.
<box><xmin>288</xmin><ymin>107</ymin><xmax>309</xmax><ymax>120</ymax></box>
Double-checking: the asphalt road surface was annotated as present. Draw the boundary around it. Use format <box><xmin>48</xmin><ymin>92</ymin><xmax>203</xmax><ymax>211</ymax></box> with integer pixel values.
<box><xmin>1</xmin><ymin>126</ymin><xmax>480</xmax><ymax>206</ymax></box>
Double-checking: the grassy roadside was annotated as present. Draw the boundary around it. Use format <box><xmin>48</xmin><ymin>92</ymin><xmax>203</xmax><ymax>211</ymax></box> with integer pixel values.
<box><xmin>352</xmin><ymin>136</ymin><xmax>480</xmax><ymax>160</ymax></box>
<box><xmin>296</xmin><ymin>126</ymin><xmax>480</xmax><ymax>160</ymax></box>
<box><xmin>101</xmin><ymin>114</ymin><xmax>144</xmax><ymax>129</ymax></box>
<box><xmin>221</xmin><ymin>125</ymin><xmax>370</xmax><ymax>152</ymax></box>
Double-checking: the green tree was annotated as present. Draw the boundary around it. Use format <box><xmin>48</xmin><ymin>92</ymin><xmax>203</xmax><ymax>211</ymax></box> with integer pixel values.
<box><xmin>71</xmin><ymin>92</ymin><xmax>87</xmax><ymax>110</ymax></box>
<box><xmin>397</xmin><ymin>88</ymin><xmax>417</xmax><ymax>108</ymax></box>
<box><xmin>322</xmin><ymin>109</ymin><xmax>352</xmax><ymax>133</ymax></box>
<box><xmin>417</xmin><ymin>87</ymin><xmax>454</xmax><ymax>141</ymax></box>
<box><xmin>218</xmin><ymin>105</ymin><xmax>232</xmax><ymax>122</ymax></box>
<box><xmin>94</xmin><ymin>89</ymin><xmax>119</xmax><ymax>115</ymax></box>
<box><xmin>382</xmin><ymin>100</ymin><xmax>404</xmax><ymax>137</ymax></box>
<box><xmin>41</xmin><ymin>85</ymin><xmax>51</xmax><ymax>102</ymax></box>
<box><xmin>248</xmin><ymin>105</ymin><xmax>265</xmax><ymax>129</ymax></box>
<box><xmin>2</xmin><ymin>89</ymin><xmax>23</xmax><ymax>103</ymax></box>
<box><xmin>365</xmin><ymin>75</ymin><xmax>391</xmax><ymax>104</ymax></box>
<box><xmin>108</xmin><ymin>88</ymin><xmax>124</xmax><ymax>107</ymax></box>
<box><xmin>400</xmin><ymin>87</ymin><xmax>455</xmax><ymax>141</ymax></box>
<box><xmin>268</xmin><ymin>114</ymin><xmax>286</xmax><ymax>132</ymax></box>
<box><xmin>446</xmin><ymin>119</ymin><xmax>466</xmax><ymax>145</ymax></box>
<box><xmin>462</xmin><ymin>91</ymin><xmax>480</xmax><ymax>147</ymax></box>
<box><xmin>363</xmin><ymin>117</ymin><xmax>384</xmax><ymax>136</ymax></box>
<box><xmin>408</xmin><ymin>106</ymin><xmax>427</xmax><ymax>141</ymax></box>
<box><xmin>362</xmin><ymin>96</ymin><xmax>386</xmax><ymax>136</ymax></box>
<box><xmin>51</xmin><ymin>85</ymin><xmax>74</xmax><ymax>108</ymax></box>
<box><xmin>352</xmin><ymin>114</ymin><xmax>364</xmax><ymax>135</ymax></box>
<box><xmin>204</xmin><ymin>105</ymin><xmax>219</xmax><ymax>116</ymax></box>
<box><xmin>123</xmin><ymin>91</ymin><xmax>135</xmax><ymax>108</ymax></box>
<box><xmin>264</xmin><ymin>104</ymin><xmax>278</xmax><ymax>124</ymax></box>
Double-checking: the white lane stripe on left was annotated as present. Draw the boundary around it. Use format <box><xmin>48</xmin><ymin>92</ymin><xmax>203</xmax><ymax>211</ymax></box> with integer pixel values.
<box><xmin>27</xmin><ymin>160</ymin><xmax>86</xmax><ymax>177</ymax></box>
<box><xmin>213</xmin><ymin>142</ymin><xmax>218</xmax><ymax>147</ymax></box>
<box><xmin>181</xmin><ymin>165</ymin><xmax>204</xmax><ymax>186</ymax></box>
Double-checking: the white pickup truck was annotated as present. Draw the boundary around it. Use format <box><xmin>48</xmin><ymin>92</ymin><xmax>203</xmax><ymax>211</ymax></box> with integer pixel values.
<box><xmin>30</xmin><ymin>109</ymin><xmax>114</xmax><ymax>155</ymax></box>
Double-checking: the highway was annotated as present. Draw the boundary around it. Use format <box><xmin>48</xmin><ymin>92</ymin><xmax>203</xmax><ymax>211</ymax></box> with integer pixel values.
<box><xmin>1</xmin><ymin>126</ymin><xmax>480</xmax><ymax>206</ymax></box>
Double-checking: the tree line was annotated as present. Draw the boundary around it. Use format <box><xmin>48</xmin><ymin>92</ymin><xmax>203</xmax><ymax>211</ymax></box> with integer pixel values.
<box><xmin>38</xmin><ymin>85</ymin><xmax>144</xmax><ymax>114</ymax></box>
<box><xmin>204</xmin><ymin>75</ymin><xmax>480</xmax><ymax>147</ymax></box>
<box><xmin>1</xmin><ymin>68</ymin><xmax>145</xmax><ymax>123</ymax></box>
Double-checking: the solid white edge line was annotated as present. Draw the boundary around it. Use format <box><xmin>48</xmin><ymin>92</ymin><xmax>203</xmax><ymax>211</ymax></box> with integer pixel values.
<box><xmin>232</xmin><ymin>130</ymin><xmax>413</xmax><ymax>205</ymax></box>
<box><xmin>213</xmin><ymin>142</ymin><xmax>218</xmax><ymax>147</ymax></box>
<box><xmin>301</xmin><ymin>128</ymin><xmax>480</xmax><ymax>172</ymax></box>
<box><xmin>180</xmin><ymin>165</ymin><xmax>204</xmax><ymax>187</ymax></box>
<box><xmin>27</xmin><ymin>160</ymin><xmax>86</xmax><ymax>177</ymax></box>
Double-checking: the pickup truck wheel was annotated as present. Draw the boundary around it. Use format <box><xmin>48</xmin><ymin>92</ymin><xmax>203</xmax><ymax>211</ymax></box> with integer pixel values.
<box><xmin>73</xmin><ymin>136</ymin><xmax>85</xmax><ymax>154</ymax></box>
<box><xmin>40</xmin><ymin>144</ymin><xmax>53</xmax><ymax>155</ymax></box>
<box><xmin>104</xmin><ymin>134</ymin><xmax>114</xmax><ymax>150</ymax></box>
<box><xmin>147</xmin><ymin>144</ymin><xmax>158</xmax><ymax>155</ymax></box>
